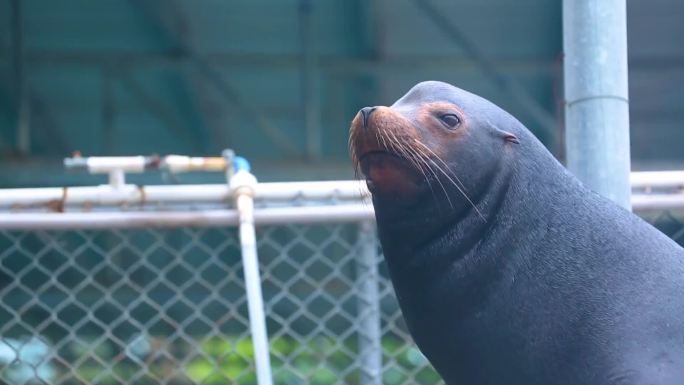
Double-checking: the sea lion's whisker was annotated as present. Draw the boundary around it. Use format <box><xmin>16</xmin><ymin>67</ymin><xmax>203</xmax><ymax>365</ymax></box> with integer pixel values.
<box><xmin>412</xmin><ymin>140</ymin><xmax>485</xmax><ymax>221</ymax></box>
<box><xmin>386</xmin><ymin>131</ymin><xmax>422</xmax><ymax>170</ymax></box>
<box><xmin>349</xmin><ymin>130</ymin><xmax>360</xmax><ymax>177</ymax></box>
<box><xmin>434</xmin><ymin>162</ymin><xmax>485</xmax><ymax>220</ymax></box>
<box><xmin>413</xmin><ymin>140</ymin><xmax>470</xmax><ymax>194</ymax></box>
<box><xmin>395</xmin><ymin>140</ymin><xmax>451</xmax><ymax>208</ymax></box>
<box><xmin>378</xmin><ymin>126</ymin><xmax>390</xmax><ymax>152</ymax></box>
<box><xmin>393</xmin><ymin>135</ymin><xmax>445</xmax><ymax>208</ymax></box>
<box><xmin>419</xmin><ymin>147</ymin><xmax>454</xmax><ymax>208</ymax></box>
<box><xmin>425</xmin><ymin>156</ymin><xmax>485</xmax><ymax>221</ymax></box>
<box><xmin>413</xmin><ymin>140</ymin><xmax>478</xmax><ymax>216</ymax></box>
<box><xmin>380</xmin><ymin>129</ymin><xmax>445</xmax><ymax>209</ymax></box>
<box><xmin>374</xmin><ymin>130</ymin><xmax>382</xmax><ymax>152</ymax></box>
<box><xmin>384</xmin><ymin>131</ymin><xmax>421</xmax><ymax>174</ymax></box>
<box><xmin>383</xmin><ymin>130</ymin><xmax>403</xmax><ymax>156</ymax></box>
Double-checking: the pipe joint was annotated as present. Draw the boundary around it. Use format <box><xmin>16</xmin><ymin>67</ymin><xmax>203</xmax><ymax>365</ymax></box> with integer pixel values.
<box><xmin>230</xmin><ymin>170</ymin><xmax>258</xmax><ymax>199</ymax></box>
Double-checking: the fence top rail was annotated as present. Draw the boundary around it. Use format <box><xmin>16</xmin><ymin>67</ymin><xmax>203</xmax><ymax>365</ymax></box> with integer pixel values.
<box><xmin>0</xmin><ymin>204</ymin><xmax>375</xmax><ymax>230</ymax></box>
<box><xmin>630</xmin><ymin>171</ymin><xmax>684</xmax><ymax>189</ymax></box>
<box><xmin>0</xmin><ymin>171</ymin><xmax>682</xmax><ymax>211</ymax></box>
<box><xmin>0</xmin><ymin>180</ymin><xmax>371</xmax><ymax>211</ymax></box>
<box><xmin>0</xmin><ymin>194</ymin><xmax>682</xmax><ymax>230</ymax></box>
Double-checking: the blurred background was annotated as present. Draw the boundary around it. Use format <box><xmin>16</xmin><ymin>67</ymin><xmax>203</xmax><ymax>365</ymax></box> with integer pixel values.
<box><xmin>1</xmin><ymin>1</ymin><xmax>683</xmax><ymax>385</ymax></box>
<box><xmin>0</xmin><ymin>0</ymin><xmax>682</xmax><ymax>188</ymax></box>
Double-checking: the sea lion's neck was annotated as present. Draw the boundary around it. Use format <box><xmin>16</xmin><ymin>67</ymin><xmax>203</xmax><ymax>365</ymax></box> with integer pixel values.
<box><xmin>376</xmin><ymin>135</ymin><xmax>571</xmax><ymax>308</ymax></box>
<box><xmin>375</xmin><ymin>153</ymin><xmax>514</xmax><ymax>277</ymax></box>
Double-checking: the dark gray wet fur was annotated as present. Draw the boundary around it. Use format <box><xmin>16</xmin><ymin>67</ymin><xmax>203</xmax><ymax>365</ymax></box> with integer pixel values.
<box><xmin>371</xmin><ymin>81</ymin><xmax>684</xmax><ymax>385</ymax></box>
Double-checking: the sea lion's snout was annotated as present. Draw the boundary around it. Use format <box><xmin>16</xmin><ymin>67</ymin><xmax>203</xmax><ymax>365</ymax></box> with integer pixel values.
<box><xmin>359</xmin><ymin>106</ymin><xmax>377</xmax><ymax>128</ymax></box>
<box><xmin>349</xmin><ymin>106</ymin><xmax>425</xmax><ymax>196</ymax></box>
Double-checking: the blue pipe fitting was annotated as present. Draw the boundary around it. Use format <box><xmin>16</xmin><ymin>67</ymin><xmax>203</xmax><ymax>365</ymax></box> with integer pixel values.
<box><xmin>233</xmin><ymin>156</ymin><xmax>251</xmax><ymax>173</ymax></box>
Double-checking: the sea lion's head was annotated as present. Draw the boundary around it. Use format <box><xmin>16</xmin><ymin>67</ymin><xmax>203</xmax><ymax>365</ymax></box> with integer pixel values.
<box><xmin>349</xmin><ymin>81</ymin><xmax>521</xmax><ymax>222</ymax></box>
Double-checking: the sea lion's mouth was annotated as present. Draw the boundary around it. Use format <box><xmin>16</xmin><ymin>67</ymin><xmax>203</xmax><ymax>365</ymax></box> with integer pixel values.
<box><xmin>359</xmin><ymin>150</ymin><xmax>402</xmax><ymax>172</ymax></box>
<box><xmin>348</xmin><ymin>106</ymin><xmax>430</xmax><ymax>198</ymax></box>
<box><xmin>358</xmin><ymin>151</ymin><xmax>423</xmax><ymax>195</ymax></box>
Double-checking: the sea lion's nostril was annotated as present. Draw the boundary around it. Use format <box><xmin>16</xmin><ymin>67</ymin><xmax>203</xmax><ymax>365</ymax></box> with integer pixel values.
<box><xmin>360</xmin><ymin>106</ymin><xmax>377</xmax><ymax>128</ymax></box>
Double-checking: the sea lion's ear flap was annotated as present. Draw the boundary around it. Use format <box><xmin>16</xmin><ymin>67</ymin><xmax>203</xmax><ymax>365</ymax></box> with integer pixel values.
<box><xmin>497</xmin><ymin>129</ymin><xmax>520</xmax><ymax>144</ymax></box>
<box><xmin>505</xmin><ymin>134</ymin><xmax>520</xmax><ymax>144</ymax></box>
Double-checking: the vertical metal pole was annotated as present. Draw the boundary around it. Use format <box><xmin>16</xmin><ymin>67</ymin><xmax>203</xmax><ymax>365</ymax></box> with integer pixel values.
<box><xmin>299</xmin><ymin>0</ymin><xmax>321</xmax><ymax>160</ymax></box>
<box><xmin>563</xmin><ymin>0</ymin><xmax>631</xmax><ymax>210</ymax></box>
<box><xmin>236</xmin><ymin>192</ymin><xmax>274</xmax><ymax>385</ymax></box>
<box><xmin>356</xmin><ymin>221</ymin><xmax>382</xmax><ymax>385</ymax></box>
<box><xmin>11</xmin><ymin>0</ymin><xmax>30</xmax><ymax>154</ymax></box>
<box><xmin>226</xmin><ymin>152</ymin><xmax>274</xmax><ymax>385</ymax></box>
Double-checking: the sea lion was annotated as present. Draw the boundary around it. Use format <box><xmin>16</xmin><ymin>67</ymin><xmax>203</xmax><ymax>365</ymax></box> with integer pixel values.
<box><xmin>349</xmin><ymin>81</ymin><xmax>684</xmax><ymax>385</ymax></box>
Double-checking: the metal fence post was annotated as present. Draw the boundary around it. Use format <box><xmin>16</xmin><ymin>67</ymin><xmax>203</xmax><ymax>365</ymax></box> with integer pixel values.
<box><xmin>356</xmin><ymin>220</ymin><xmax>382</xmax><ymax>385</ymax></box>
<box><xmin>228</xmin><ymin>153</ymin><xmax>274</xmax><ymax>385</ymax></box>
<box><xmin>563</xmin><ymin>0</ymin><xmax>632</xmax><ymax>210</ymax></box>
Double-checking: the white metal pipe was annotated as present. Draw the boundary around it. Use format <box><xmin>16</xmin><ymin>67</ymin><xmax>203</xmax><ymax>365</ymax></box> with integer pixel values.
<box><xmin>630</xmin><ymin>171</ymin><xmax>684</xmax><ymax>189</ymax></box>
<box><xmin>0</xmin><ymin>187</ymin><xmax>67</xmax><ymax>207</ymax></box>
<box><xmin>231</xmin><ymin>169</ymin><xmax>273</xmax><ymax>385</ymax></box>
<box><xmin>631</xmin><ymin>194</ymin><xmax>684</xmax><ymax>211</ymax></box>
<box><xmin>254</xmin><ymin>180</ymin><xmax>369</xmax><ymax>201</ymax></box>
<box><xmin>0</xmin><ymin>181</ymin><xmax>371</xmax><ymax>210</ymax></box>
<box><xmin>0</xmin><ymin>204</ymin><xmax>375</xmax><ymax>230</ymax></box>
<box><xmin>4</xmin><ymin>174</ymin><xmax>684</xmax><ymax>211</ymax></box>
<box><xmin>237</xmin><ymin>193</ymin><xmax>273</xmax><ymax>385</ymax></box>
<box><xmin>162</xmin><ymin>155</ymin><xmax>226</xmax><ymax>173</ymax></box>
<box><xmin>0</xmin><ymin>210</ymin><xmax>237</xmax><ymax>229</ymax></box>
<box><xmin>66</xmin><ymin>155</ymin><xmax>229</xmax><ymax>174</ymax></box>
<box><xmin>0</xmin><ymin>195</ymin><xmax>682</xmax><ymax>230</ymax></box>
<box><xmin>356</xmin><ymin>221</ymin><xmax>382</xmax><ymax>385</ymax></box>
<box><xmin>108</xmin><ymin>169</ymin><xmax>126</xmax><ymax>188</ymax></box>
<box><xmin>87</xmin><ymin>156</ymin><xmax>147</xmax><ymax>173</ymax></box>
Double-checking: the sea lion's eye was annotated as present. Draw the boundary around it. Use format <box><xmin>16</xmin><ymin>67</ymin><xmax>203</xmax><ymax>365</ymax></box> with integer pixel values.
<box><xmin>439</xmin><ymin>114</ymin><xmax>461</xmax><ymax>129</ymax></box>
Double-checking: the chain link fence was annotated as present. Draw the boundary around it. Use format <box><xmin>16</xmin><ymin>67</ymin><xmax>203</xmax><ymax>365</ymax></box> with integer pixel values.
<box><xmin>0</xmin><ymin>216</ymin><xmax>439</xmax><ymax>384</ymax></box>
<box><xmin>1</xmin><ymin>187</ymin><xmax>683</xmax><ymax>385</ymax></box>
